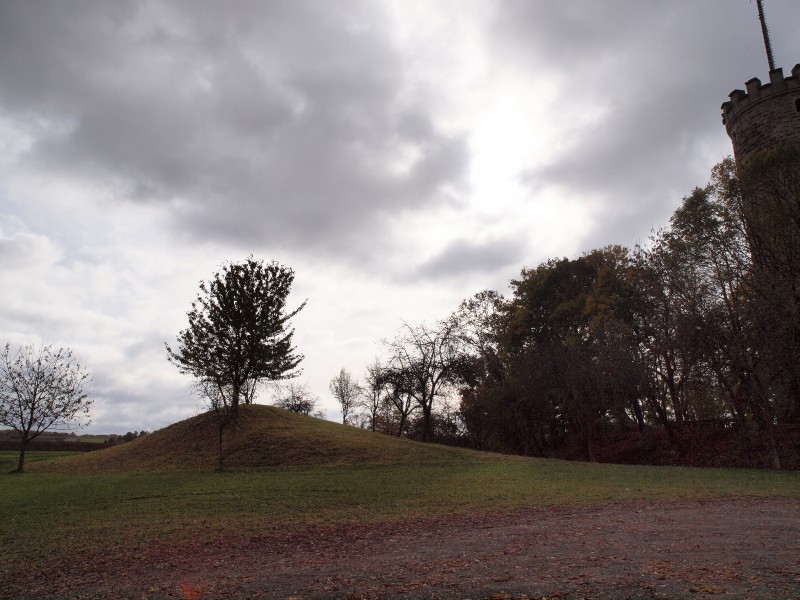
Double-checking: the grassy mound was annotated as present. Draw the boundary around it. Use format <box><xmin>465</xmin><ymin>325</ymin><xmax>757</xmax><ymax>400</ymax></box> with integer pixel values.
<box><xmin>30</xmin><ymin>404</ymin><xmax>486</xmax><ymax>473</ymax></box>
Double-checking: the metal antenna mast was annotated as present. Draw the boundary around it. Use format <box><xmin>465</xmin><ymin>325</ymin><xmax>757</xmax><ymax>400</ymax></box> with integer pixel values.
<box><xmin>756</xmin><ymin>0</ymin><xmax>776</xmax><ymax>71</ymax></box>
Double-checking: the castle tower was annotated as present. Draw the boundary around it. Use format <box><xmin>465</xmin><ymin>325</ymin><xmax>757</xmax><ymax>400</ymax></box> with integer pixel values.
<box><xmin>721</xmin><ymin>64</ymin><xmax>800</xmax><ymax>164</ymax></box>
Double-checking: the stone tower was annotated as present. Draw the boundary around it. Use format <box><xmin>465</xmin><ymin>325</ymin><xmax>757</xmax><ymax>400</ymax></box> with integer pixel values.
<box><xmin>721</xmin><ymin>64</ymin><xmax>800</xmax><ymax>164</ymax></box>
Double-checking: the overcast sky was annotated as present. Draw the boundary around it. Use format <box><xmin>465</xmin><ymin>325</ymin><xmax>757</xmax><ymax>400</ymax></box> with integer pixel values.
<box><xmin>1</xmin><ymin>1</ymin><xmax>798</xmax><ymax>432</ymax></box>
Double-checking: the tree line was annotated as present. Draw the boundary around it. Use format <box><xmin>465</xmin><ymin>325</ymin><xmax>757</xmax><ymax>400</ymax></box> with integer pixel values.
<box><xmin>338</xmin><ymin>150</ymin><xmax>799</xmax><ymax>469</ymax></box>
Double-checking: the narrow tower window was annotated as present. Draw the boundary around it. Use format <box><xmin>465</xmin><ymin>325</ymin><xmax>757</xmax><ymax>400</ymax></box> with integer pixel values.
<box><xmin>795</xmin><ymin>98</ymin><xmax>800</xmax><ymax>112</ymax></box>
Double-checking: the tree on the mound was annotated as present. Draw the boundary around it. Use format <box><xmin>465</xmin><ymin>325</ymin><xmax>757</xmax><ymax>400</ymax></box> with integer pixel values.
<box><xmin>272</xmin><ymin>381</ymin><xmax>326</xmax><ymax>418</ymax></box>
<box><xmin>0</xmin><ymin>342</ymin><xmax>92</xmax><ymax>473</ymax></box>
<box><xmin>166</xmin><ymin>257</ymin><xmax>305</xmax><ymax>469</ymax></box>
<box><xmin>329</xmin><ymin>368</ymin><xmax>361</xmax><ymax>424</ymax></box>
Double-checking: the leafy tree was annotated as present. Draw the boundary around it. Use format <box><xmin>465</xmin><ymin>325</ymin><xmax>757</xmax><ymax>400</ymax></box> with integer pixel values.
<box><xmin>166</xmin><ymin>257</ymin><xmax>305</xmax><ymax>408</ymax></box>
<box><xmin>0</xmin><ymin>342</ymin><xmax>92</xmax><ymax>472</ymax></box>
<box><xmin>649</xmin><ymin>166</ymin><xmax>783</xmax><ymax>467</ymax></box>
<box><xmin>120</xmin><ymin>430</ymin><xmax>148</xmax><ymax>443</ymax></box>
<box><xmin>737</xmin><ymin>147</ymin><xmax>800</xmax><ymax>427</ymax></box>
<box><xmin>329</xmin><ymin>368</ymin><xmax>361</xmax><ymax>424</ymax></box>
<box><xmin>449</xmin><ymin>291</ymin><xmax>505</xmax><ymax>388</ymax></box>
<box><xmin>633</xmin><ymin>231</ymin><xmax>711</xmax><ymax>441</ymax></box>
<box><xmin>166</xmin><ymin>257</ymin><xmax>305</xmax><ymax>469</ymax></box>
<box><xmin>449</xmin><ymin>290</ymin><xmax>505</xmax><ymax>369</ymax></box>
<box><xmin>449</xmin><ymin>291</ymin><xmax>506</xmax><ymax>450</ymax></box>
<box><xmin>628</xmin><ymin>155</ymin><xmax>800</xmax><ymax>468</ymax></box>
<box><xmin>491</xmin><ymin>247</ymin><xmax>643</xmax><ymax>461</ymax></box>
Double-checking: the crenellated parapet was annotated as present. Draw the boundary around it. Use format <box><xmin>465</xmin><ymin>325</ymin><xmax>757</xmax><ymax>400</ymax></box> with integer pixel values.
<box><xmin>722</xmin><ymin>64</ymin><xmax>800</xmax><ymax>164</ymax></box>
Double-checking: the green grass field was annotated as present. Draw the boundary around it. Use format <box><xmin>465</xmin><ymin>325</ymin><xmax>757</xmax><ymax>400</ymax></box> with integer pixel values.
<box><xmin>2</xmin><ymin>450</ymin><xmax>799</xmax><ymax>568</ymax></box>
<box><xmin>2</xmin><ymin>406</ymin><xmax>799</xmax><ymax>573</ymax></box>
<box><xmin>0</xmin><ymin>450</ymin><xmax>82</xmax><ymax>472</ymax></box>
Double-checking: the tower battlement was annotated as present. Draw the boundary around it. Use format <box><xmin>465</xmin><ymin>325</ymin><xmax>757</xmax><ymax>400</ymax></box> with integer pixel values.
<box><xmin>721</xmin><ymin>64</ymin><xmax>800</xmax><ymax>163</ymax></box>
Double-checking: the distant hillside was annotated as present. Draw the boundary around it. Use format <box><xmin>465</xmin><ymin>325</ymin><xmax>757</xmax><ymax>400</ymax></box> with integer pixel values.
<box><xmin>0</xmin><ymin>429</ymin><xmax>115</xmax><ymax>452</ymax></box>
<box><xmin>30</xmin><ymin>404</ymin><xmax>492</xmax><ymax>473</ymax></box>
<box><xmin>0</xmin><ymin>429</ymin><xmax>111</xmax><ymax>443</ymax></box>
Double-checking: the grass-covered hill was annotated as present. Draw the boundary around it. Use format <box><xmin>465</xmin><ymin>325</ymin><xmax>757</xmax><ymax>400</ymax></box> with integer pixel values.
<box><xmin>29</xmin><ymin>404</ymin><xmax>490</xmax><ymax>473</ymax></box>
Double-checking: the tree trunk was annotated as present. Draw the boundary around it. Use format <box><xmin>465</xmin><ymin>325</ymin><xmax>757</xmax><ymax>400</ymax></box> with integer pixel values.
<box><xmin>529</xmin><ymin>429</ymin><xmax>544</xmax><ymax>457</ymax></box>
<box><xmin>631</xmin><ymin>399</ymin><xmax>645</xmax><ymax>433</ymax></box>
<box><xmin>397</xmin><ymin>411</ymin><xmax>406</xmax><ymax>437</ymax></box>
<box><xmin>764</xmin><ymin>419</ymin><xmax>782</xmax><ymax>470</ymax></box>
<box><xmin>790</xmin><ymin>374</ymin><xmax>800</xmax><ymax>424</ymax></box>
<box><xmin>421</xmin><ymin>404</ymin><xmax>432</xmax><ymax>442</ymax></box>
<box><xmin>218</xmin><ymin>425</ymin><xmax>224</xmax><ymax>472</ymax></box>
<box><xmin>769</xmin><ymin>438</ymin><xmax>781</xmax><ymax>470</ymax></box>
<box><xmin>16</xmin><ymin>441</ymin><xmax>28</xmax><ymax>473</ymax></box>
<box><xmin>748</xmin><ymin>379</ymin><xmax>782</xmax><ymax>470</ymax></box>
<box><xmin>232</xmin><ymin>382</ymin><xmax>240</xmax><ymax>414</ymax></box>
<box><xmin>585</xmin><ymin>432</ymin><xmax>597</xmax><ymax>463</ymax></box>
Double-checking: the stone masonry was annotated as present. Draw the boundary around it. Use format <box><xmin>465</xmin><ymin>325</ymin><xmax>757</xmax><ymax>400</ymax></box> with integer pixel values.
<box><xmin>721</xmin><ymin>63</ymin><xmax>800</xmax><ymax>163</ymax></box>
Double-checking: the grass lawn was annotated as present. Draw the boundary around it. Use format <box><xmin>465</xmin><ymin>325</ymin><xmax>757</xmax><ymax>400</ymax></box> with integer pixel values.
<box><xmin>0</xmin><ymin>450</ymin><xmax>82</xmax><ymax>472</ymax></box>
<box><xmin>1</xmin><ymin>450</ymin><xmax>798</xmax><ymax>569</ymax></box>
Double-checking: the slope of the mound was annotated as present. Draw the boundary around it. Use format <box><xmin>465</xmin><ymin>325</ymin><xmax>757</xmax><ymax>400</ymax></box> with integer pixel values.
<box><xmin>30</xmin><ymin>404</ymin><xmax>487</xmax><ymax>473</ymax></box>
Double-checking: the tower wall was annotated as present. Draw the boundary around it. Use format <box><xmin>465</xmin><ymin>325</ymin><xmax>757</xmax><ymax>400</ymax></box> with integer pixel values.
<box><xmin>721</xmin><ymin>64</ymin><xmax>800</xmax><ymax>164</ymax></box>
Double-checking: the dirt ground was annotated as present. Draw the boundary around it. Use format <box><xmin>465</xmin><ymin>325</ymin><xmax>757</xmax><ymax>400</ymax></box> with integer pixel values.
<box><xmin>7</xmin><ymin>497</ymin><xmax>800</xmax><ymax>600</ymax></box>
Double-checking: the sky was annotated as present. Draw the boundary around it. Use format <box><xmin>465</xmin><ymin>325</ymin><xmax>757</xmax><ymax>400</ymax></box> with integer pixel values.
<box><xmin>1</xmin><ymin>1</ymin><xmax>798</xmax><ymax>433</ymax></box>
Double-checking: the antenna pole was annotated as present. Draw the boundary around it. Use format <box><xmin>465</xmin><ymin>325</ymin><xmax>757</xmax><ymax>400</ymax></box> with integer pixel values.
<box><xmin>756</xmin><ymin>0</ymin><xmax>776</xmax><ymax>71</ymax></box>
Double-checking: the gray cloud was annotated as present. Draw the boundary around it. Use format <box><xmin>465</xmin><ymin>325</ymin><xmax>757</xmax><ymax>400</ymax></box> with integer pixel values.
<box><xmin>412</xmin><ymin>237</ymin><xmax>525</xmax><ymax>282</ymax></box>
<box><xmin>0</xmin><ymin>1</ymin><xmax>469</xmax><ymax>261</ymax></box>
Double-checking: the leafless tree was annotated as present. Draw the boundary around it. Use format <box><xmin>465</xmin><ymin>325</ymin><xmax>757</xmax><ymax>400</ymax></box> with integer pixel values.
<box><xmin>382</xmin><ymin>374</ymin><xmax>418</xmax><ymax>437</ymax></box>
<box><xmin>359</xmin><ymin>359</ymin><xmax>390</xmax><ymax>432</ymax></box>
<box><xmin>272</xmin><ymin>381</ymin><xmax>325</xmax><ymax>418</ymax></box>
<box><xmin>0</xmin><ymin>342</ymin><xmax>92</xmax><ymax>472</ymax></box>
<box><xmin>383</xmin><ymin>320</ymin><xmax>469</xmax><ymax>442</ymax></box>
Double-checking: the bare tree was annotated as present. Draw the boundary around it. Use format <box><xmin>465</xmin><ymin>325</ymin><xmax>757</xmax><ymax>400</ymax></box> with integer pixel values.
<box><xmin>272</xmin><ymin>381</ymin><xmax>325</xmax><ymax>418</ymax></box>
<box><xmin>361</xmin><ymin>359</ymin><xmax>389</xmax><ymax>432</ymax></box>
<box><xmin>329</xmin><ymin>368</ymin><xmax>362</xmax><ymax>424</ymax></box>
<box><xmin>0</xmin><ymin>342</ymin><xmax>92</xmax><ymax>472</ymax></box>
<box><xmin>383</xmin><ymin>321</ymin><xmax>469</xmax><ymax>442</ymax></box>
<box><xmin>382</xmin><ymin>371</ymin><xmax>419</xmax><ymax>437</ymax></box>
